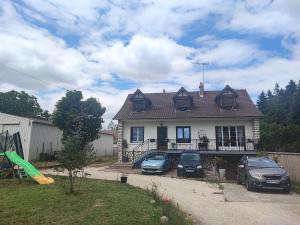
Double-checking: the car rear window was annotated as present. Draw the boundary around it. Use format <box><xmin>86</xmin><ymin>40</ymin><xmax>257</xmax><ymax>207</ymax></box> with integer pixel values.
<box><xmin>181</xmin><ymin>153</ymin><xmax>200</xmax><ymax>160</ymax></box>
<box><xmin>248</xmin><ymin>158</ymin><xmax>279</xmax><ymax>168</ymax></box>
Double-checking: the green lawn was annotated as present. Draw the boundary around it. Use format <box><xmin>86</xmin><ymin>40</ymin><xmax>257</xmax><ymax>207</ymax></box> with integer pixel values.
<box><xmin>0</xmin><ymin>177</ymin><xmax>192</xmax><ymax>225</ymax></box>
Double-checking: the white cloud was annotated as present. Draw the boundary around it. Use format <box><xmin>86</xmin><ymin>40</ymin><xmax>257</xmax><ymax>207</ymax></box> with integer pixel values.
<box><xmin>219</xmin><ymin>0</ymin><xmax>300</xmax><ymax>38</ymax></box>
<box><xmin>90</xmin><ymin>35</ymin><xmax>192</xmax><ymax>80</ymax></box>
<box><xmin>194</xmin><ymin>38</ymin><xmax>266</xmax><ymax>67</ymax></box>
<box><xmin>0</xmin><ymin>1</ymin><xmax>105</xmax><ymax>90</ymax></box>
<box><xmin>19</xmin><ymin>0</ymin><xmax>229</xmax><ymax>39</ymax></box>
<box><xmin>1</xmin><ymin>0</ymin><xmax>300</xmax><ymax>123</ymax></box>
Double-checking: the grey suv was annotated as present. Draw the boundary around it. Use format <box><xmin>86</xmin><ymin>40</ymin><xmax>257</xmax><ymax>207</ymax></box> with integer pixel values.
<box><xmin>237</xmin><ymin>156</ymin><xmax>291</xmax><ymax>193</ymax></box>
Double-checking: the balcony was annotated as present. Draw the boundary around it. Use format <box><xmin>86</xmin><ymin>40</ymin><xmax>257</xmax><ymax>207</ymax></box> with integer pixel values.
<box><xmin>165</xmin><ymin>138</ymin><xmax>258</xmax><ymax>152</ymax></box>
<box><xmin>122</xmin><ymin>138</ymin><xmax>258</xmax><ymax>162</ymax></box>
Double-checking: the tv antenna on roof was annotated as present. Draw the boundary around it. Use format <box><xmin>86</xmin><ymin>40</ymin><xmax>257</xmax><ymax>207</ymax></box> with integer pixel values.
<box><xmin>192</xmin><ymin>62</ymin><xmax>209</xmax><ymax>85</ymax></box>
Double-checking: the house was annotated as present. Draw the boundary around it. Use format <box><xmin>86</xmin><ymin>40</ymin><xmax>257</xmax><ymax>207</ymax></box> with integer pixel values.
<box><xmin>0</xmin><ymin>112</ymin><xmax>62</xmax><ymax>161</ymax></box>
<box><xmin>114</xmin><ymin>83</ymin><xmax>262</xmax><ymax>163</ymax></box>
<box><xmin>92</xmin><ymin>130</ymin><xmax>117</xmax><ymax>159</ymax></box>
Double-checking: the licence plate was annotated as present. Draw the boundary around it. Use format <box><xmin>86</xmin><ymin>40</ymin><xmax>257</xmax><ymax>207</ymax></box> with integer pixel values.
<box><xmin>186</xmin><ymin>169</ymin><xmax>194</xmax><ymax>173</ymax></box>
<box><xmin>266</xmin><ymin>180</ymin><xmax>279</xmax><ymax>184</ymax></box>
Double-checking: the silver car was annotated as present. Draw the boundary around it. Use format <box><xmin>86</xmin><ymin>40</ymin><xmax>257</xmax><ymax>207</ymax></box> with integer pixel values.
<box><xmin>141</xmin><ymin>152</ymin><xmax>172</xmax><ymax>174</ymax></box>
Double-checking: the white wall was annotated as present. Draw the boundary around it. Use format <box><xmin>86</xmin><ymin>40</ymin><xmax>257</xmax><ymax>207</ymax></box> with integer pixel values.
<box><xmin>0</xmin><ymin>113</ymin><xmax>32</xmax><ymax>160</ymax></box>
<box><xmin>122</xmin><ymin>118</ymin><xmax>256</xmax><ymax>151</ymax></box>
<box><xmin>92</xmin><ymin>134</ymin><xmax>114</xmax><ymax>159</ymax></box>
<box><xmin>0</xmin><ymin>113</ymin><xmax>62</xmax><ymax>161</ymax></box>
<box><xmin>29</xmin><ymin>122</ymin><xmax>63</xmax><ymax>161</ymax></box>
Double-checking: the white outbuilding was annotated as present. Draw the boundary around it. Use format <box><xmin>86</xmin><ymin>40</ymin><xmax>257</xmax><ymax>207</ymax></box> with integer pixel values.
<box><xmin>0</xmin><ymin>112</ymin><xmax>62</xmax><ymax>161</ymax></box>
<box><xmin>92</xmin><ymin>130</ymin><xmax>117</xmax><ymax>159</ymax></box>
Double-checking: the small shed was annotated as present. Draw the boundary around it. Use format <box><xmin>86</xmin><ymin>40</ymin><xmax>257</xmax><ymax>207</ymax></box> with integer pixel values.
<box><xmin>92</xmin><ymin>130</ymin><xmax>117</xmax><ymax>159</ymax></box>
<box><xmin>0</xmin><ymin>112</ymin><xmax>62</xmax><ymax>161</ymax></box>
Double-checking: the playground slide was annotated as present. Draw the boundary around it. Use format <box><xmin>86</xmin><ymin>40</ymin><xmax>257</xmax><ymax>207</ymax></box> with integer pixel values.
<box><xmin>4</xmin><ymin>151</ymin><xmax>54</xmax><ymax>185</ymax></box>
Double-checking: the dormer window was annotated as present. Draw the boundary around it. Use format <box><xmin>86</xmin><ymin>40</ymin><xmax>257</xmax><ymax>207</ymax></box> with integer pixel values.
<box><xmin>215</xmin><ymin>85</ymin><xmax>238</xmax><ymax>110</ymax></box>
<box><xmin>130</xmin><ymin>89</ymin><xmax>151</xmax><ymax>112</ymax></box>
<box><xmin>173</xmin><ymin>87</ymin><xmax>193</xmax><ymax>111</ymax></box>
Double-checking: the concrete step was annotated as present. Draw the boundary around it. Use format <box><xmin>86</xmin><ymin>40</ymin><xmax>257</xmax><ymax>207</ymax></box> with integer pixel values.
<box><xmin>109</xmin><ymin>162</ymin><xmax>133</xmax><ymax>169</ymax></box>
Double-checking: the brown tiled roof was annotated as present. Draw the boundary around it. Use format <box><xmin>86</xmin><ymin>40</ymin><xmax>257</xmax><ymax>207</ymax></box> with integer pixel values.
<box><xmin>113</xmin><ymin>89</ymin><xmax>263</xmax><ymax>120</ymax></box>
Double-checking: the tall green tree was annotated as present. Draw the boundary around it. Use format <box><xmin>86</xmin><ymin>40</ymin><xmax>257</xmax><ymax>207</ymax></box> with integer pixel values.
<box><xmin>0</xmin><ymin>90</ymin><xmax>50</xmax><ymax>120</ymax></box>
<box><xmin>52</xmin><ymin>90</ymin><xmax>106</xmax><ymax>193</ymax></box>
<box><xmin>257</xmin><ymin>91</ymin><xmax>267</xmax><ymax>113</ymax></box>
<box><xmin>258</xmin><ymin>80</ymin><xmax>300</xmax><ymax>153</ymax></box>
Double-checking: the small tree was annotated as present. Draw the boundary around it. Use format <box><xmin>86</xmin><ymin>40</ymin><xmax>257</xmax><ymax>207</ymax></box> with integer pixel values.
<box><xmin>107</xmin><ymin>120</ymin><xmax>117</xmax><ymax>130</ymax></box>
<box><xmin>58</xmin><ymin>136</ymin><xmax>94</xmax><ymax>193</ymax></box>
<box><xmin>53</xmin><ymin>90</ymin><xmax>106</xmax><ymax>193</ymax></box>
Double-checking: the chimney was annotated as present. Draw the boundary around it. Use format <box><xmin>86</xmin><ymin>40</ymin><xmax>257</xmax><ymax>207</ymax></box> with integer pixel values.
<box><xmin>199</xmin><ymin>82</ymin><xmax>204</xmax><ymax>97</ymax></box>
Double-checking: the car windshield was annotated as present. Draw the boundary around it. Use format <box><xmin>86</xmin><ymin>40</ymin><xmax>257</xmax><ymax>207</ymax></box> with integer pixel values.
<box><xmin>248</xmin><ymin>158</ymin><xmax>279</xmax><ymax>168</ymax></box>
<box><xmin>181</xmin><ymin>153</ymin><xmax>200</xmax><ymax>161</ymax></box>
<box><xmin>148</xmin><ymin>154</ymin><xmax>165</xmax><ymax>160</ymax></box>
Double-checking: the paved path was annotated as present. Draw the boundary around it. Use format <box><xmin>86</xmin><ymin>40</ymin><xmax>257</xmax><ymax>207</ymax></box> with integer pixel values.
<box><xmin>45</xmin><ymin>167</ymin><xmax>300</xmax><ymax>225</ymax></box>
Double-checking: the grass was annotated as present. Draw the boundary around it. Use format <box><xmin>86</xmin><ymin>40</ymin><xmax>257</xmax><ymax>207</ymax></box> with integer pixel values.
<box><xmin>292</xmin><ymin>181</ymin><xmax>300</xmax><ymax>194</ymax></box>
<box><xmin>0</xmin><ymin>177</ymin><xmax>192</xmax><ymax>225</ymax></box>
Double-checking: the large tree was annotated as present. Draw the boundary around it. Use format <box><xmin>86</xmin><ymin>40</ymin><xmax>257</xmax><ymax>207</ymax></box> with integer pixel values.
<box><xmin>257</xmin><ymin>80</ymin><xmax>300</xmax><ymax>152</ymax></box>
<box><xmin>52</xmin><ymin>90</ymin><xmax>106</xmax><ymax>192</ymax></box>
<box><xmin>0</xmin><ymin>90</ymin><xmax>49</xmax><ymax>119</ymax></box>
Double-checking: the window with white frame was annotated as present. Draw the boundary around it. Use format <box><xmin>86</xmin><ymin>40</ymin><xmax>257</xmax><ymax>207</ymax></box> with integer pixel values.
<box><xmin>130</xmin><ymin>127</ymin><xmax>144</xmax><ymax>142</ymax></box>
<box><xmin>215</xmin><ymin>126</ymin><xmax>245</xmax><ymax>147</ymax></box>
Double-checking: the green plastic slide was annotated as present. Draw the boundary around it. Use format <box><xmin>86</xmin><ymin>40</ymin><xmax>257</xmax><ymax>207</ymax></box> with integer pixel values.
<box><xmin>4</xmin><ymin>151</ymin><xmax>54</xmax><ymax>184</ymax></box>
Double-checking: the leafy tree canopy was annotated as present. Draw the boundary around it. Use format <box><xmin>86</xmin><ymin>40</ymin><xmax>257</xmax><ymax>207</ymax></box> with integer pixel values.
<box><xmin>52</xmin><ymin>90</ymin><xmax>106</xmax><ymax>145</ymax></box>
<box><xmin>0</xmin><ymin>90</ymin><xmax>49</xmax><ymax>120</ymax></box>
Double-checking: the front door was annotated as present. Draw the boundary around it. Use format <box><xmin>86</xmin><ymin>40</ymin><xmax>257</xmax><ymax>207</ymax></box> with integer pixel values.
<box><xmin>157</xmin><ymin>126</ymin><xmax>168</xmax><ymax>150</ymax></box>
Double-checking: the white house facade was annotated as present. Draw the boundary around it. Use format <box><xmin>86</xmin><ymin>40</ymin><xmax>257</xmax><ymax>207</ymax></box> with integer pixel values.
<box><xmin>114</xmin><ymin>84</ymin><xmax>262</xmax><ymax>162</ymax></box>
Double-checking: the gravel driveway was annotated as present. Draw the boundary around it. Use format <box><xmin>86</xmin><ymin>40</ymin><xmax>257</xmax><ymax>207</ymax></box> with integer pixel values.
<box><xmin>45</xmin><ymin>166</ymin><xmax>300</xmax><ymax>225</ymax></box>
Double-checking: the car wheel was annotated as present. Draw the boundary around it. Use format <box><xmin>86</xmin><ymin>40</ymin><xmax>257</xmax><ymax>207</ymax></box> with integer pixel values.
<box><xmin>198</xmin><ymin>170</ymin><xmax>204</xmax><ymax>178</ymax></box>
<box><xmin>237</xmin><ymin>174</ymin><xmax>242</xmax><ymax>184</ymax></box>
<box><xmin>245</xmin><ymin>178</ymin><xmax>253</xmax><ymax>191</ymax></box>
<box><xmin>283</xmin><ymin>187</ymin><xmax>291</xmax><ymax>194</ymax></box>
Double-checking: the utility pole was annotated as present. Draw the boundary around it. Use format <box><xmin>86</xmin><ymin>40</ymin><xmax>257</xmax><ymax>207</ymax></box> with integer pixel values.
<box><xmin>192</xmin><ymin>62</ymin><xmax>209</xmax><ymax>85</ymax></box>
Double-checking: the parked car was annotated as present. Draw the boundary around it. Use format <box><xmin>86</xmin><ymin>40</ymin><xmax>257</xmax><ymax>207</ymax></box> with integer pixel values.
<box><xmin>237</xmin><ymin>156</ymin><xmax>291</xmax><ymax>193</ymax></box>
<box><xmin>177</xmin><ymin>152</ymin><xmax>203</xmax><ymax>177</ymax></box>
<box><xmin>141</xmin><ymin>152</ymin><xmax>172</xmax><ymax>174</ymax></box>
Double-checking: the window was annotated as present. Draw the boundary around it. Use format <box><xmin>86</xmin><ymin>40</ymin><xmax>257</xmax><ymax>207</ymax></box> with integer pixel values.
<box><xmin>173</xmin><ymin>87</ymin><xmax>193</xmax><ymax>111</ymax></box>
<box><xmin>215</xmin><ymin>126</ymin><xmax>245</xmax><ymax>147</ymax></box>
<box><xmin>132</xmin><ymin>99</ymin><xmax>146</xmax><ymax>111</ymax></box>
<box><xmin>215</xmin><ymin>85</ymin><xmax>238</xmax><ymax>110</ymax></box>
<box><xmin>176</xmin><ymin>126</ymin><xmax>191</xmax><ymax>143</ymax></box>
<box><xmin>130</xmin><ymin>89</ymin><xmax>152</xmax><ymax>112</ymax></box>
<box><xmin>130</xmin><ymin>127</ymin><xmax>144</xmax><ymax>143</ymax></box>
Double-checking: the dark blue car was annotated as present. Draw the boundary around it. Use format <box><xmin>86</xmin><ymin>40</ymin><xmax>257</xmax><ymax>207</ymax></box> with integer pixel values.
<box><xmin>177</xmin><ymin>152</ymin><xmax>203</xmax><ymax>177</ymax></box>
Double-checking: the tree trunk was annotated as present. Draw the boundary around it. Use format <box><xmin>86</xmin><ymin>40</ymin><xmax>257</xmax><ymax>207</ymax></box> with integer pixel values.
<box><xmin>68</xmin><ymin>170</ymin><xmax>74</xmax><ymax>193</ymax></box>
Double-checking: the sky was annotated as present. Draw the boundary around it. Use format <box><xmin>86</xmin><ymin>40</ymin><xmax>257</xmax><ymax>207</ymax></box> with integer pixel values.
<box><xmin>0</xmin><ymin>0</ymin><xmax>300</xmax><ymax>127</ymax></box>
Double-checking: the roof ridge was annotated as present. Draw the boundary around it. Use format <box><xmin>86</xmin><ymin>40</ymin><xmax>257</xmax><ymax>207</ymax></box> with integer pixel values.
<box><xmin>135</xmin><ymin>89</ymin><xmax>246</xmax><ymax>95</ymax></box>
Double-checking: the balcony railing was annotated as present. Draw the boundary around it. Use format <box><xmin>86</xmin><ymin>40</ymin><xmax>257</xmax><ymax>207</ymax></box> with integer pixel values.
<box><xmin>122</xmin><ymin>138</ymin><xmax>258</xmax><ymax>162</ymax></box>
<box><xmin>159</xmin><ymin>138</ymin><xmax>258</xmax><ymax>151</ymax></box>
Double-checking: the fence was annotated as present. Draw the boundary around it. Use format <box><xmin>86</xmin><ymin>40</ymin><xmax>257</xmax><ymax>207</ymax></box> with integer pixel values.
<box><xmin>269</xmin><ymin>152</ymin><xmax>300</xmax><ymax>182</ymax></box>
